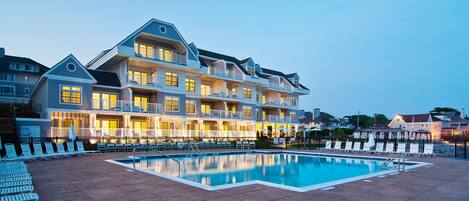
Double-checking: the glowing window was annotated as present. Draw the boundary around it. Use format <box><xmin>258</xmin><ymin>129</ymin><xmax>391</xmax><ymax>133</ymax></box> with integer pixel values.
<box><xmin>185</xmin><ymin>79</ymin><xmax>195</xmax><ymax>92</ymax></box>
<box><xmin>60</xmin><ymin>85</ymin><xmax>81</xmax><ymax>104</ymax></box>
<box><xmin>165</xmin><ymin>96</ymin><xmax>179</xmax><ymax>112</ymax></box>
<box><xmin>185</xmin><ymin>100</ymin><xmax>196</xmax><ymax>113</ymax></box>
<box><xmin>165</xmin><ymin>72</ymin><xmax>178</xmax><ymax>87</ymax></box>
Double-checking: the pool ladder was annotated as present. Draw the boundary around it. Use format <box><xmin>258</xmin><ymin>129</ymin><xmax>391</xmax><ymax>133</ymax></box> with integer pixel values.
<box><xmin>381</xmin><ymin>153</ymin><xmax>406</xmax><ymax>172</ymax></box>
<box><xmin>189</xmin><ymin>142</ymin><xmax>200</xmax><ymax>152</ymax></box>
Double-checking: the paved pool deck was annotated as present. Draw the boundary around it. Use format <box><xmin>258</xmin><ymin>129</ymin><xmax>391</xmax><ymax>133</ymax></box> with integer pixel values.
<box><xmin>26</xmin><ymin>150</ymin><xmax>469</xmax><ymax>201</ymax></box>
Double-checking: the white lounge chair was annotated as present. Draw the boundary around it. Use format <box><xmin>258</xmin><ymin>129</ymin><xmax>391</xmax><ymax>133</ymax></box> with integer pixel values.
<box><xmin>344</xmin><ymin>141</ymin><xmax>353</xmax><ymax>152</ymax></box>
<box><xmin>333</xmin><ymin>141</ymin><xmax>342</xmax><ymax>152</ymax></box>
<box><xmin>423</xmin><ymin>143</ymin><xmax>434</xmax><ymax>157</ymax></box>
<box><xmin>409</xmin><ymin>143</ymin><xmax>419</xmax><ymax>156</ymax></box>
<box><xmin>396</xmin><ymin>143</ymin><xmax>406</xmax><ymax>154</ymax></box>
<box><xmin>56</xmin><ymin>143</ymin><xmax>73</xmax><ymax>157</ymax></box>
<box><xmin>0</xmin><ymin>180</ymin><xmax>33</xmax><ymax>188</ymax></box>
<box><xmin>44</xmin><ymin>142</ymin><xmax>60</xmax><ymax>158</ymax></box>
<box><xmin>384</xmin><ymin>142</ymin><xmax>394</xmax><ymax>154</ymax></box>
<box><xmin>4</xmin><ymin>144</ymin><xmax>19</xmax><ymax>160</ymax></box>
<box><xmin>249</xmin><ymin>141</ymin><xmax>256</xmax><ymax>149</ymax></box>
<box><xmin>0</xmin><ymin>192</ymin><xmax>39</xmax><ymax>201</ymax></box>
<box><xmin>0</xmin><ymin>185</ymin><xmax>34</xmax><ymax>196</ymax></box>
<box><xmin>322</xmin><ymin>140</ymin><xmax>332</xmax><ymax>151</ymax></box>
<box><xmin>32</xmin><ymin>143</ymin><xmax>47</xmax><ymax>159</ymax></box>
<box><xmin>362</xmin><ymin>142</ymin><xmax>371</xmax><ymax>153</ymax></box>
<box><xmin>373</xmin><ymin>142</ymin><xmax>385</xmax><ymax>154</ymax></box>
<box><xmin>66</xmin><ymin>141</ymin><xmax>76</xmax><ymax>155</ymax></box>
<box><xmin>0</xmin><ymin>175</ymin><xmax>32</xmax><ymax>183</ymax></box>
<box><xmin>20</xmin><ymin>144</ymin><xmax>34</xmax><ymax>160</ymax></box>
<box><xmin>352</xmin><ymin>142</ymin><xmax>362</xmax><ymax>152</ymax></box>
<box><xmin>243</xmin><ymin>141</ymin><xmax>249</xmax><ymax>149</ymax></box>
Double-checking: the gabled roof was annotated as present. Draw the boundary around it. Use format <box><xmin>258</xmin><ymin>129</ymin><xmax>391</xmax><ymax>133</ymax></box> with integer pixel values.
<box><xmin>85</xmin><ymin>49</ymin><xmax>111</xmax><ymax>67</ymax></box>
<box><xmin>0</xmin><ymin>55</ymin><xmax>49</xmax><ymax>74</ymax></box>
<box><xmin>87</xmin><ymin>69</ymin><xmax>121</xmax><ymax>87</ymax></box>
<box><xmin>261</xmin><ymin>67</ymin><xmax>296</xmax><ymax>86</ymax></box>
<box><xmin>197</xmin><ymin>48</ymin><xmax>250</xmax><ymax>75</ymax></box>
<box><xmin>398</xmin><ymin>114</ymin><xmax>432</xmax><ymax>123</ymax></box>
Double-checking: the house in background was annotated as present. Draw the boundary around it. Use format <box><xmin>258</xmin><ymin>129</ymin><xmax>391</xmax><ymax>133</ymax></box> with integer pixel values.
<box><xmin>0</xmin><ymin>47</ymin><xmax>48</xmax><ymax>104</ymax></box>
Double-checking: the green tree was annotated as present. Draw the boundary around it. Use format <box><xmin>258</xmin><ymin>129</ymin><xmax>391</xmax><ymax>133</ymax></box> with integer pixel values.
<box><xmin>430</xmin><ymin>107</ymin><xmax>461</xmax><ymax>116</ymax></box>
<box><xmin>346</xmin><ymin>115</ymin><xmax>373</xmax><ymax>128</ymax></box>
<box><xmin>373</xmin><ymin>113</ymin><xmax>390</xmax><ymax>125</ymax></box>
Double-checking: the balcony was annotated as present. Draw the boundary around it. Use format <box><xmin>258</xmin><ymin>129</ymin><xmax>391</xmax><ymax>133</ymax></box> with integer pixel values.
<box><xmin>262</xmin><ymin>101</ymin><xmax>293</xmax><ymax>109</ymax></box>
<box><xmin>50</xmin><ymin>127</ymin><xmax>256</xmax><ymax>139</ymax></box>
<box><xmin>92</xmin><ymin>99</ymin><xmax>163</xmax><ymax>114</ymax></box>
<box><xmin>128</xmin><ymin>80</ymin><xmax>162</xmax><ymax>89</ymax></box>
<box><xmin>134</xmin><ymin>43</ymin><xmax>187</xmax><ymax>65</ymax></box>
<box><xmin>263</xmin><ymin>115</ymin><xmax>296</xmax><ymax>123</ymax></box>
<box><xmin>207</xmin><ymin>68</ymin><xmax>243</xmax><ymax>81</ymax></box>
<box><xmin>267</xmin><ymin>84</ymin><xmax>291</xmax><ymax>92</ymax></box>
<box><xmin>200</xmin><ymin>90</ymin><xmax>242</xmax><ymax>101</ymax></box>
<box><xmin>199</xmin><ymin>110</ymin><xmax>252</xmax><ymax>120</ymax></box>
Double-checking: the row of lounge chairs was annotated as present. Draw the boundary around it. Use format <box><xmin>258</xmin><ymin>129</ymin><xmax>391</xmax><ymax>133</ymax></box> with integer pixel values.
<box><xmin>321</xmin><ymin>141</ymin><xmax>435</xmax><ymax>157</ymax></box>
<box><xmin>0</xmin><ymin>161</ymin><xmax>39</xmax><ymax>201</ymax></box>
<box><xmin>1</xmin><ymin>141</ymin><xmax>89</xmax><ymax>161</ymax></box>
<box><xmin>97</xmin><ymin>141</ymin><xmax>257</xmax><ymax>152</ymax></box>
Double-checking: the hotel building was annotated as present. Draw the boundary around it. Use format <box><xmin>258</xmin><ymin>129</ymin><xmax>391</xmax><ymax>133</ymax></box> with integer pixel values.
<box><xmin>25</xmin><ymin>19</ymin><xmax>309</xmax><ymax>142</ymax></box>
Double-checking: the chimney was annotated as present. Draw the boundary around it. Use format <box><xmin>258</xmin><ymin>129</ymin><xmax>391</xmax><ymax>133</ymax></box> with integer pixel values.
<box><xmin>0</xmin><ymin>47</ymin><xmax>4</xmax><ymax>58</ymax></box>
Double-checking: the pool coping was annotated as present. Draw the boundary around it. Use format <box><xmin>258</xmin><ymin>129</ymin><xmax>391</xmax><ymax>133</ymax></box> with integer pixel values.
<box><xmin>105</xmin><ymin>151</ymin><xmax>432</xmax><ymax>192</ymax></box>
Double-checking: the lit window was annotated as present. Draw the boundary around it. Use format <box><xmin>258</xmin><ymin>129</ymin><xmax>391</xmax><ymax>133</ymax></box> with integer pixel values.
<box><xmin>201</xmin><ymin>104</ymin><xmax>211</xmax><ymax>115</ymax></box>
<box><xmin>128</xmin><ymin>70</ymin><xmax>148</xmax><ymax>85</ymax></box>
<box><xmin>134</xmin><ymin>96</ymin><xmax>148</xmax><ymax>112</ymax></box>
<box><xmin>243</xmin><ymin>106</ymin><xmax>252</xmax><ymax>118</ymax></box>
<box><xmin>247</xmin><ymin>68</ymin><xmax>254</xmax><ymax>76</ymax></box>
<box><xmin>243</xmin><ymin>88</ymin><xmax>251</xmax><ymax>99</ymax></box>
<box><xmin>185</xmin><ymin>79</ymin><xmax>195</xmax><ymax>92</ymax></box>
<box><xmin>262</xmin><ymin>95</ymin><xmax>266</xmax><ymax>104</ymax></box>
<box><xmin>61</xmin><ymin>85</ymin><xmax>81</xmax><ymax>104</ymax></box>
<box><xmin>165</xmin><ymin>96</ymin><xmax>179</xmax><ymax>112</ymax></box>
<box><xmin>185</xmin><ymin>100</ymin><xmax>196</xmax><ymax>113</ymax></box>
<box><xmin>201</xmin><ymin>84</ymin><xmax>211</xmax><ymax>96</ymax></box>
<box><xmin>159</xmin><ymin>48</ymin><xmax>173</xmax><ymax>62</ymax></box>
<box><xmin>290</xmin><ymin>112</ymin><xmax>297</xmax><ymax>120</ymax></box>
<box><xmin>165</xmin><ymin>72</ymin><xmax>178</xmax><ymax>87</ymax></box>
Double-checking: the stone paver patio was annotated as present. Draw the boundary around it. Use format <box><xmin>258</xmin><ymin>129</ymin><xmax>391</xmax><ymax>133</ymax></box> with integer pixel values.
<box><xmin>26</xmin><ymin>150</ymin><xmax>469</xmax><ymax>201</ymax></box>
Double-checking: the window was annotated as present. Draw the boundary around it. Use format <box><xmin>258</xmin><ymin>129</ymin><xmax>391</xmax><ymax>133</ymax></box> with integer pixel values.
<box><xmin>243</xmin><ymin>106</ymin><xmax>252</xmax><ymax>118</ymax></box>
<box><xmin>262</xmin><ymin>111</ymin><xmax>266</xmax><ymax>120</ymax></box>
<box><xmin>291</xmin><ymin>97</ymin><xmax>297</xmax><ymax>106</ymax></box>
<box><xmin>290</xmin><ymin>112</ymin><xmax>297</xmax><ymax>121</ymax></box>
<box><xmin>128</xmin><ymin>70</ymin><xmax>148</xmax><ymax>85</ymax></box>
<box><xmin>185</xmin><ymin>79</ymin><xmax>195</xmax><ymax>92</ymax></box>
<box><xmin>280</xmin><ymin>111</ymin><xmax>285</xmax><ymax>119</ymax></box>
<box><xmin>158</xmin><ymin>48</ymin><xmax>173</xmax><ymax>62</ymax></box>
<box><xmin>201</xmin><ymin>84</ymin><xmax>211</xmax><ymax>96</ymax></box>
<box><xmin>96</xmin><ymin>119</ymin><xmax>118</xmax><ymax>136</ymax></box>
<box><xmin>243</xmin><ymin>88</ymin><xmax>251</xmax><ymax>99</ymax></box>
<box><xmin>280</xmin><ymin>95</ymin><xmax>287</xmax><ymax>104</ymax></box>
<box><xmin>201</xmin><ymin>104</ymin><xmax>211</xmax><ymax>115</ymax></box>
<box><xmin>0</xmin><ymin>73</ymin><xmax>14</xmax><ymax>82</ymax></box>
<box><xmin>0</xmin><ymin>86</ymin><xmax>15</xmax><ymax>95</ymax></box>
<box><xmin>165</xmin><ymin>72</ymin><xmax>178</xmax><ymax>86</ymax></box>
<box><xmin>247</xmin><ymin>67</ymin><xmax>254</xmax><ymax>76</ymax></box>
<box><xmin>262</xmin><ymin>95</ymin><xmax>266</xmax><ymax>104</ymax></box>
<box><xmin>159</xmin><ymin>25</ymin><xmax>167</xmax><ymax>33</ymax></box>
<box><xmin>134</xmin><ymin>43</ymin><xmax>154</xmax><ymax>59</ymax></box>
<box><xmin>61</xmin><ymin>85</ymin><xmax>81</xmax><ymax>104</ymax></box>
<box><xmin>66</xmin><ymin>63</ymin><xmax>76</xmax><ymax>72</ymax></box>
<box><xmin>185</xmin><ymin>100</ymin><xmax>196</xmax><ymax>113</ymax></box>
<box><xmin>24</xmin><ymin>88</ymin><xmax>30</xmax><ymax>95</ymax></box>
<box><xmin>92</xmin><ymin>92</ymin><xmax>118</xmax><ymax>110</ymax></box>
<box><xmin>134</xmin><ymin>96</ymin><xmax>149</xmax><ymax>112</ymax></box>
<box><xmin>256</xmin><ymin>91</ymin><xmax>260</xmax><ymax>102</ymax></box>
<box><xmin>165</xmin><ymin>96</ymin><xmax>179</xmax><ymax>112</ymax></box>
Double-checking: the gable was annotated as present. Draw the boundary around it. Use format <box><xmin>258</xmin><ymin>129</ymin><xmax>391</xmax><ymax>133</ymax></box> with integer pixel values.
<box><xmin>45</xmin><ymin>55</ymin><xmax>96</xmax><ymax>83</ymax></box>
<box><xmin>246</xmin><ymin>58</ymin><xmax>255</xmax><ymax>68</ymax></box>
<box><xmin>120</xmin><ymin>19</ymin><xmax>198</xmax><ymax>62</ymax></box>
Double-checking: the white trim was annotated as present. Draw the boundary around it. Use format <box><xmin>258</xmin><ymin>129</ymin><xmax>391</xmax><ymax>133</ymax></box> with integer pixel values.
<box><xmin>42</xmin><ymin>54</ymin><xmax>97</xmax><ymax>83</ymax></box>
<box><xmin>59</xmin><ymin>84</ymin><xmax>83</xmax><ymax>106</ymax></box>
<box><xmin>47</xmin><ymin>75</ymin><xmax>96</xmax><ymax>84</ymax></box>
<box><xmin>107</xmin><ymin>151</ymin><xmax>431</xmax><ymax>192</ymax></box>
<box><xmin>66</xmin><ymin>63</ymin><xmax>77</xmax><ymax>72</ymax></box>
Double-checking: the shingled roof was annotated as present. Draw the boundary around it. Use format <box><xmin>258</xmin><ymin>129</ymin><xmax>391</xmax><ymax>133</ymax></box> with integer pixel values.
<box><xmin>399</xmin><ymin>114</ymin><xmax>432</xmax><ymax>122</ymax></box>
<box><xmin>86</xmin><ymin>69</ymin><xmax>121</xmax><ymax>87</ymax></box>
<box><xmin>0</xmin><ymin>55</ymin><xmax>49</xmax><ymax>74</ymax></box>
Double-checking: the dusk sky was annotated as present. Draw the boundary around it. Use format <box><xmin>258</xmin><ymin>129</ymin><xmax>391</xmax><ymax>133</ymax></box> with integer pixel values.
<box><xmin>1</xmin><ymin>0</ymin><xmax>468</xmax><ymax>117</ymax></box>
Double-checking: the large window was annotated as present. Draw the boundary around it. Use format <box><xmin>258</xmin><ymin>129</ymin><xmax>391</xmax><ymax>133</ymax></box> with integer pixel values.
<box><xmin>185</xmin><ymin>79</ymin><xmax>195</xmax><ymax>92</ymax></box>
<box><xmin>201</xmin><ymin>84</ymin><xmax>211</xmax><ymax>96</ymax></box>
<box><xmin>201</xmin><ymin>104</ymin><xmax>211</xmax><ymax>115</ymax></box>
<box><xmin>158</xmin><ymin>48</ymin><xmax>173</xmax><ymax>62</ymax></box>
<box><xmin>134</xmin><ymin>96</ymin><xmax>149</xmax><ymax>112</ymax></box>
<box><xmin>96</xmin><ymin>119</ymin><xmax>118</xmax><ymax>137</ymax></box>
<box><xmin>134</xmin><ymin>42</ymin><xmax>175</xmax><ymax>62</ymax></box>
<box><xmin>128</xmin><ymin>70</ymin><xmax>148</xmax><ymax>85</ymax></box>
<box><xmin>290</xmin><ymin>112</ymin><xmax>297</xmax><ymax>121</ymax></box>
<box><xmin>165</xmin><ymin>72</ymin><xmax>178</xmax><ymax>87</ymax></box>
<box><xmin>0</xmin><ymin>73</ymin><xmax>14</xmax><ymax>82</ymax></box>
<box><xmin>243</xmin><ymin>88</ymin><xmax>251</xmax><ymax>99</ymax></box>
<box><xmin>92</xmin><ymin>92</ymin><xmax>118</xmax><ymax>110</ymax></box>
<box><xmin>134</xmin><ymin>43</ymin><xmax>154</xmax><ymax>59</ymax></box>
<box><xmin>165</xmin><ymin>96</ymin><xmax>179</xmax><ymax>112</ymax></box>
<box><xmin>291</xmin><ymin>97</ymin><xmax>297</xmax><ymax>106</ymax></box>
<box><xmin>61</xmin><ymin>85</ymin><xmax>81</xmax><ymax>104</ymax></box>
<box><xmin>0</xmin><ymin>86</ymin><xmax>14</xmax><ymax>95</ymax></box>
<box><xmin>243</xmin><ymin>106</ymin><xmax>252</xmax><ymax>118</ymax></box>
<box><xmin>185</xmin><ymin>100</ymin><xmax>196</xmax><ymax>113</ymax></box>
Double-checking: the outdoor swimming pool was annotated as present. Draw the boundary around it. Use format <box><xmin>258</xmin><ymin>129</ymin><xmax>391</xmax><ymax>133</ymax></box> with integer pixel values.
<box><xmin>109</xmin><ymin>151</ymin><xmax>427</xmax><ymax>192</ymax></box>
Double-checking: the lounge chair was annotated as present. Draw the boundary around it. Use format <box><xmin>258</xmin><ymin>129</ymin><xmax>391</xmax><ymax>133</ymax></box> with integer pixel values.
<box><xmin>344</xmin><ymin>141</ymin><xmax>353</xmax><ymax>152</ymax></box>
<box><xmin>56</xmin><ymin>143</ymin><xmax>73</xmax><ymax>157</ymax></box>
<box><xmin>0</xmin><ymin>175</ymin><xmax>32</xmax><ymax>183</ymax></box>
<box><xmin>20</xmin><ymin>144</ymin><xmax>34</xmax><ymax>160</ymax></box>
<box><xmin>352</xmin><ymin>142</ymin><xmax>362</xmax><ymax>152</ymax></box>
<box><xmin>333</xmin><ymin>141</ymin><xmax>342</xmax><ymax>152</ymax></box>
<box><xmin>384</xmin><ymin>142</ymin><xmax>394</xmax><ymax>154</ymax></box>
<box><xmin>243</xmin><ymin>141</ymin><xmax>249</xmax><ymax>149</ymax></box>
<box><xmin>236</xmin><ymin>141</ymin><xmax>242</xmax><ymax>149</ymax></box>
<box><xmin>322</xmin><ymin>140</ymin><xmax>332</xmax><ymax>151</ymax></box>
<box><xmin>4</xmin><ymin>144</ymin><xmax>19</xmax><ymax>160</ymax></box>
<box><xmin>0</xmin><ymin>180</ymin><xmax>32</xmax><ymax>188</ymax></box>
<box><xmin>44</xmin><ymin>142</ymin><xmax>60</xmax><ymax>158</ymax></box>
<box><xmin>409</xmin><ymin>143</ymin><xmax>419</xmax><ymax>156</ymax></box>
<box><xmin>0</xmin><ymin>185</ymin><xmax>34</xmax><ymax>196</ymax></box>
<box><xmin>373</xmin><ymin>142</ymin><xmax>385</xmax><ymax>154</ymax></box>
<box><xmin>362</xmin><ymin>142</ymin><xmax>371</xmax><ymax>153</ymax></box>
<box><xmin>0</xmin><ymin>192</ymin><xmax>39</xmax><ymax>201</ymax></box>
<box><xmin>249</xmin><ymin>141</ymin><xmax>256</xmax><ymax>149</ymax></box>
<box><xmin>97</xmin><ymin>143</ymin><xmax>106</xmax><ymax>152</ymax></box>
<box><xmin>0</xmin><ymin>173</ymin><xmax>30</xmax><ymax>179</ymax></box>
<box><xmin>66</xmin><ymin>141</ymin><xmax>76</xmax><ymax>155</ymax></box>
<box><xmin>396</xmin><ymin>143</ymin><xmax>406</xmax><ymax>154</ymax></box>
<box><xmin>423</xmin><ymin>143</ymin><xmax>434</xmax><ymax>157</ymax></box>
<box><xmin>32</xmin><ymin>143</ymin><xmax>47</xmax><ymax>159</ymax></box>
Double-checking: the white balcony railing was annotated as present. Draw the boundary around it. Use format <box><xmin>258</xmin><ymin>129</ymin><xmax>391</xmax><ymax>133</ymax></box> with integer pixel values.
<box><xmin>267</xmin><ymin>84</ymin><xmax>291</xmax><ymax>92</ymax></box>
<box><xmin>50</xmin><ymin>127</ymin><xmax>256</xmax><ymax>139</ymax></box>
<box><xmin>92</xmin><ymin>99</ymin><xmax>163</xmax><ymax>114</ymax></box>
<box><xmin>135</xmin><ymin>51</ymin><xmax>186</xmax><ymax>65</ymax></box>
<box><xmin>263</xmin><ymin>101</ymin><xmax>293</xmax><ymax>108</ymax></box>
<box><xmin>208</xmin><ymin>68</ymin><xmax>243</xmax><ymax>80</ymax></box>
<box><xmin>263</xmin><ymin>115</ymin><xmax>297</xmax><ymax>123</ymax></box>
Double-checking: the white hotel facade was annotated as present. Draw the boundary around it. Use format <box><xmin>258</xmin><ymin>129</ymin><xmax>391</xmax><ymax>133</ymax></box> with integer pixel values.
<box><xmin>26</xmin><ymin>19</ymin><xmax>309</xmax><ymax>142</ymax></box>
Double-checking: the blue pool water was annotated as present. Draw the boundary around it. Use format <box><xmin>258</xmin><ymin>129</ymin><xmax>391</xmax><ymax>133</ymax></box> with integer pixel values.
<box><xmin>115</xmin><ymin>152</ymin><xmax>420</xmax><ymax>190</ymax></box>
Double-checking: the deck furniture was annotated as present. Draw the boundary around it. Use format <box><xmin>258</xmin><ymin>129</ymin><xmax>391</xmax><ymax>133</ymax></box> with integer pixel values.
<box><xmin>409</xmin><ymin>143</ymin><xmax>419</xmax><ymax>156</ymax></box>
<box><xmin>373</xmin><ymin>142</ymin><xmax>385</xmax><ymax>154</ymax></box>
<box><xmin>423</xmin><ymin>143</ymin><xmax>435</xmax><ymax>157</ymax></box>
<box><xmin>396</xmin><ymin>143</ymin><xmax>406</xmax><ymax>154</ymax></box>
<box><xmin>0</xmin><ymin>192</ymin><xmax>39</xmax><ymax>201</ymax></box>
<box><xmin>32</xmin><ymin>143</ymin><xmax>47</xmax><ymax>160</ymax></box>
<box><xmin>20</xmin><ymin>144</ymin><xmax>34</xmax><ymax>160</ymax></box>
<box><xmin>344</xmin><ymin>141</ymin><xmax>353</xmax><ymax>152</ymax></box>
<box><xmin>352</xmin><ymin>142</ymin><xmax>362</xmax><ymax>152</ymax></box>
<box><xmin>333</xmin><ymin>141</ymin><xmax>342</xmax><ymax>152</ymax></box>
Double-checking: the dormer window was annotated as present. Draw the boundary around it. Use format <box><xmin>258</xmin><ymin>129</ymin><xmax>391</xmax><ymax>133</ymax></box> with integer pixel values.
<box><xmin>247</xmin><ymin>67</ymin><xmax>255</xmax><ymax>76</ymax></box>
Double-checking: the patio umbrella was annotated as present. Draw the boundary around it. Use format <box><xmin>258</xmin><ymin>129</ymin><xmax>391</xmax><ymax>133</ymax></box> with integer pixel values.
<box><xmin>69</xmin><ymin>124</ymin><xmax>76</xmax><ymax>141</ymax></box>
<box><xmin>368</xmin><ymin>133</ymin><xmax>375</xmax><ymax>148</ymax></box>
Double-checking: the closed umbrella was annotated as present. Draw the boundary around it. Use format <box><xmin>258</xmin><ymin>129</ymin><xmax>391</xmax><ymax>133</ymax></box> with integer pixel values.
<box><xmin>69</xmin><ymin>124</ymin><xmax>76</xmax><ymax>141</ymax></box>
<box><xmin>368</xmin><ymin>133</ymin><xmax>375</xmax><ymax>148</ymax></box>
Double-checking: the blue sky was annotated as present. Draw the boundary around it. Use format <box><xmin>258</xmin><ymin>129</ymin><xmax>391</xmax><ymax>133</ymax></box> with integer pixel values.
<box><xmin>1</xmin><ymin>0</ymin><xmax>468</xmax><ymax>117</ymax></box>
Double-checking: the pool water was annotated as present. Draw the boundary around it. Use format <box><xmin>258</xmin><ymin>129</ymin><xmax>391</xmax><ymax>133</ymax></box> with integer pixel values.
<box><xmin>115</xmin><ymin>152</ymin><xmax>418</xmax><ymax>191</ymax></box>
